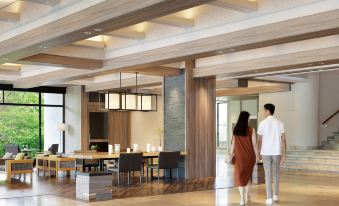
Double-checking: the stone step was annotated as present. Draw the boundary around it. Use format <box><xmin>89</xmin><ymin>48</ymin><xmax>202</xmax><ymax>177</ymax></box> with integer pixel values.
<box><xmin>284</xmin><ymin>159</ymin><xmax>339</xmax><ymax>166</ymax></box>
<box><xmin>282</xmin><ymin>167</ymin><xmax>339</xmax><ymax>174</ymax></box>
<box><xmin>283</xmin><ymin>162</ymin><xmax>339</xmax><ymax>171</ymax></box>
<box><xmin>327</xmin><ymin>136</ymin><xmax>339</xmax><ymax>141</ymax></box>
<box><xmin>287</xmin><ymin>149</ymin><xmax>339</xmax><ymax>156</ymax></box>
<box><xmin>286</xmin><ymin>155</ymin><xmax>339</xmax><ymax>162</ymax></box>
<box><xmin>322</xmin><ymin>146</ymin><xmax>339</xmax><ymax>151</ymax></box>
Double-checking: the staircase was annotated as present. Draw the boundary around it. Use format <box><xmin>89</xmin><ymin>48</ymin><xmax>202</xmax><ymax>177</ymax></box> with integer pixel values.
<box><xmin>282</xmin><ymin>149</ymin><xmax>339</xmax><ymax>174</ymax></box>
<box><xmin>321</xmin><ymin>129</ymin><xmax>339</xmax><ymax>150</ymax></box>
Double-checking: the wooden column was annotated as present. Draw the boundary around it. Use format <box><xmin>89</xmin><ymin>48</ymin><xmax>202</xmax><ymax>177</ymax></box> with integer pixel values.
<box><xmin>185</xmin><ymin>60</ymin><xmax>216</xmax><ymax>179</ymax></box>
<box><xmin>108</xmin><ymin>112</ymin><xmax>131</xmax><ymax>149</ymax></box>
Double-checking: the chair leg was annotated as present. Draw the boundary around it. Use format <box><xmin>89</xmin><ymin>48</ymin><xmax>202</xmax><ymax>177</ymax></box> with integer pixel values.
<box><xmin>140</xmin><ymin>170</ymin><xmax>142</xmax><ymax>185</ymax></box>
<box><xmin>176</xmin><ymin>168</ymin><xmax>179</xmax><ymax>182</ymax></box>
<box><xmin>157</xmin><ymin>168</ymin><xmax>160</xmax><ymax>183</ymax></box>
<box><xmin>31</xmin><ymin>172</ymin><xmax>33</xmax><ymax>182</ymax></box>
<box><xmin>128</xmin><ymin>171</ymin><xmax>130</xmax><ymax>185</ymax></box>
<box><xmin>117</xmin><ymin>172</ymin><xmax>120</xmax><ymax>186</ymax></box>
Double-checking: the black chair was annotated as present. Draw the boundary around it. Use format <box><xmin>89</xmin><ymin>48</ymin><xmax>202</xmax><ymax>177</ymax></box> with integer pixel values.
<box><xmin>48</xmin><ymin>144</ymin><xmax>59</xmax><ymax>155</ymax></box>
<box><xmin>4</xmin><ymin>144</ymin><xmax>20</xmax><ymax>156</ymax></box>
<box><xmin>146</xmin><ymin>151</ymin><xmax>181</xmax><ymax>183</ymax></box>
<box><xmin>107</xmin><ymin>153</ymin><xmax>143</xmax><ymax>185</ymax></box>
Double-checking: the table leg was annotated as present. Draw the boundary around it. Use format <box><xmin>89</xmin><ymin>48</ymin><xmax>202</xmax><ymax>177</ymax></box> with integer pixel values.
<box><xmin>82</xmin><ymin>159</ymin><xmax>85</xmax><ymax>172</ymax></box>
<box><xmin>99</xmin><ymin>159</ymin><xmax>104</xmax><ymax>171</ymax></box>
<box><xmin>150</xmin><ymin>158</ymin><xmax>153</xmax><ymax>179</ymax></box>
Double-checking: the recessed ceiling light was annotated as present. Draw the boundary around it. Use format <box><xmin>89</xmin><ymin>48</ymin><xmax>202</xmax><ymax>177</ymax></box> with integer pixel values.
<box><xmin>41</xmin><ymin>45</ymin><xmax>47</xmax><ymax>49</ymax></box>
<box><xmin>83</xmin><ymin>31</ymin><xmax>92</xmax><ymax>35</ymax></box>
<box><xmin>93</xmin><ymin>28</ymin><xmax>102</xmax><ymax>32</ymax></box>
<box><xmin>319</xmin><ymin>62</ymin><xmax>325</xmax><ymax>65</ymax></box>
<box><xmin>229</xmin><ymin>48</ymin><xmax>236</xmax><ymax>52</ymax></box>
<box><xmin>217</xmin><ymin>51</ymin><xmax>224</xmax><ymax>54</ymax></box>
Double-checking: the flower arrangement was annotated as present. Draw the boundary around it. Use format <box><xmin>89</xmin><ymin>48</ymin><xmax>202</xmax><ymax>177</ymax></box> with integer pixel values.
<box><xmin>156</xmin><ymin>128</ymin><xmax>163</xmax><ymax>146</ymax></box>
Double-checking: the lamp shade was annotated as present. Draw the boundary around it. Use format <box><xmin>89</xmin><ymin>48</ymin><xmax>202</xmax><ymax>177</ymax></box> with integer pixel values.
<box><xmin>138</xmin><ymin>94</ymin><xmax>157</xmax><ymax>111</ymax></box>
<box><xmin>122</xmin><ymin>93</ymin><xmax>139</xmax><ymax>110</ymax></box>
<box><xmin>105</xmin><ymin>93</ymin><xmax>121</xmax><ymax>110</ymax></box>
<box><xmin>58</xmin><ymin>123</ymin><xmax>66</xmax><ymax>131</ymax></box>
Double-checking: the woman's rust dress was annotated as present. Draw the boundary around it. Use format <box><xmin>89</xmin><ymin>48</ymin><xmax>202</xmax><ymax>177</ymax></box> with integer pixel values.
<box><xmin>233</xmin><ymin>127</ymin><xmax>256</xmax><ymax>187</ymax></box>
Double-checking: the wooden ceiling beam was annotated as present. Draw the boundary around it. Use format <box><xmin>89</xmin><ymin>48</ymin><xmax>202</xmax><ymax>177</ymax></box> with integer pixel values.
<box><xmin>73</xmin><ymin>40</ymin><xmax>105</xmax><ymax>49</ymax></box>
<box><xmin>24</xmin><ymin>0</ymin><xmax>60</xmax><ymax>6</ymax></box>
<box><xmin>254</xmin><ymin>75</ymin><xmax>307</xmax><ymax>83</ymax></box>
<box><xmin>194</xmin><ymin>46</ymin><xmax>339</xmax><ymax>78</ymax></box>
<box><xmin>209</xmin><ymin>0</ymin><xmax>258</xmax><ymax>12</ymax></box>
<box><xmin>0</xmin><ymin>64</ymin><xmax>21</xmax><ymax>72</ymax></box>
<box><xmin>150</xmin><ymin>15</ymin><xmax>194</xmax><ymax>28</ymax></box>
<box><xmin>13</xmin><ymin>68</ymin><xmax>88</xmax><ymax>88</ymax></box>
<box><xmin>125</xmin><ymin>66</ymin><xmax>180</xmax><ymax>76</ymax></box>
<box><xmin>84</xmin><ymin>9</ymin><xmax>339</xmax><ymax>78</ymax></box>
<box><xmin>0</xmin><ymin>0</ymin><xmax>213</xmax><ymax>63</ymax></box>
<box><xmin>106</xmin><ymin>29</ymin><xmax>145</xmax><ymax>40</ymax></box>
<box><xmin>216</xmin><ymin>79</ymin><xmax>248</xmax><ymax>89</ymax></box>
<box><xmin>216</xmin><ymin>84</ymin><xmax>291</xmax><ymax>97</ymax></box>
<box><xmin>18</xmin><ymin>54</ymin><xmax>103</xmax><ymax>70</ymax></box>
<box><xmin>0</xmin><ymin>11</ymin><xmax>20</xmax><ymax>22</ymax></box>
<box><xmin>85</xmin><ymin>75</ymin><xmax>163</xmax><ymax>92</ymax></box>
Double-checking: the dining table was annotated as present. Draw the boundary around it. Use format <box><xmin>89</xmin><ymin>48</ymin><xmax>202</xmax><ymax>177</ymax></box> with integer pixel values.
<box><xmin>66</xmin><ymin>151</ymin><xmax>188</xmax><ymax>172</ymax></box>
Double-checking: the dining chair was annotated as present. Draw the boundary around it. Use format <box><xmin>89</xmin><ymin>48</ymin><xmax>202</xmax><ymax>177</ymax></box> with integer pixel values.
<box><xmin>146</xmin><ymin>151</ymin><xmax>181</xmax><ymax>183</ymax></box>
<box><xmin>107</xmin><ymin>152</ymin><xmax>143</xmax><ymax>185</ymax></box>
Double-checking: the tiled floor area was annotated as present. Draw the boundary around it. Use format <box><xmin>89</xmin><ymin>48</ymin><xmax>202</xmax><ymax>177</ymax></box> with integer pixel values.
<box><xmin>1</xmin><ymin>172</ymin><xmax>339</xmax><ymax>206</ymax></box>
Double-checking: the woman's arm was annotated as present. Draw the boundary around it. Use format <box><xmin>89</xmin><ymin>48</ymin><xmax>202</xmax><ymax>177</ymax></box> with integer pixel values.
<box><xmin>230</xmin><ymin>136</ymin><xmax>235</xmax><ymax>156</ymax></box>
<box><xmin>252</xmin><ymin>128</ymin><xmax>259</xmax><ymax>161</ymax></box>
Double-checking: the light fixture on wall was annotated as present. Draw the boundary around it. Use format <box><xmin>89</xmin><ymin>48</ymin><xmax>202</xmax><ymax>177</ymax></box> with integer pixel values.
<box><xmin>57</xmin><ymin>123</ymin><xmax>66</xmax><ymax>153</ymax></box>
<box><xmin>102</xmin><ymin>72</ymin><xmax>157</xmax><ymax>112</ymax></box>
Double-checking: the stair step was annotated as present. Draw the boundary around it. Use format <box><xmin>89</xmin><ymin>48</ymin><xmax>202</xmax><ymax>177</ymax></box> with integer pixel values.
<box><xmin>282</xmin><ymin>167</ymin><xmax>339</xmax><ymax>174</ymax></box>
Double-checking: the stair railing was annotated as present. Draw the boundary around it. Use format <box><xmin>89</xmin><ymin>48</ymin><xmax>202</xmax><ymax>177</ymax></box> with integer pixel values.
<box><xmin>322</xmin><ymin>109</ymin><xmax>339</xmax><ymax>128</ymax></box>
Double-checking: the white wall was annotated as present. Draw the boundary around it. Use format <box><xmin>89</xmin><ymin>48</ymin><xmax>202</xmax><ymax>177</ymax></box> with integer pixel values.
<box><xmin>318</xmin><ymin>70</ymin><xmax>339</xmax><ymax>143</ymax></box>
<box><xmin>259</xmin><ymin>73</ymin><xmax>319</xmax><ymax>148</ymax></box>
<box><xmin>130</xmin><ymin>96</ymin><xmax>163</xmax><ymax>151</ymax></box>
<box><xmin>65</xmin><ymin>86</ymin><xmax>82</xmax><ymax>153</ymax></box>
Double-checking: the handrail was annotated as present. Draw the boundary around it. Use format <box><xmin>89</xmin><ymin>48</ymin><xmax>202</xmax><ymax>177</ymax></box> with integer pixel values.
<box><xmin>322</xmin><ymin>109</ymin><xmax>339</xmax><ymax>125</ymax></box>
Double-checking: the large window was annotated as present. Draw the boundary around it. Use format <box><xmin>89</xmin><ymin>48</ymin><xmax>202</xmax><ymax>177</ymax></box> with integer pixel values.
<box><xmin>0</xmin><ymin>87</ymin><xmax>65</xmax><ymax>156</ymax></box>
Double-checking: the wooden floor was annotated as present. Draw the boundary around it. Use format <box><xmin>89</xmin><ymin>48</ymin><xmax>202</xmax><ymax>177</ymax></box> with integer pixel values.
<box><xmin>0</xmin><ymin>171</ymin><xmax>233</xmax><ymax>200</ymax></box>
<box><xmin>1</xmin><ymin>171</ymin><xmax>339</xmax><ymax>206</ymax></box>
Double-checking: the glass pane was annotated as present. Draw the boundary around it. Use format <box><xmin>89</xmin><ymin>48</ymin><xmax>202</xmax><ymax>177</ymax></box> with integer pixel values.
<box><xmin>0</xmin><ymin>105</ymin><xmax>40</xmax><ymax>157</ymax></box>
<box><xmin>218</xmin><ymin>103</ymin><xmax>228</xmax><ymax>146</ymax></box>
<box><xmin>42</xmin><ymin>93</ymin><xmax>63</xmax><ymax>105</ymax></box>
<box><xmin>0</xmin><ymin>90</ymin><xmax>3</xmax><ymax>103</ymax></box>
<box><xmin>4</xmin><ymin>91</ymin><xmax>39</xmax><ymax>104</ymax></box>
<box><xmin>43</xmin><ymin>107</ymin><xmax>63</xmax><ymax>152</ymax></box>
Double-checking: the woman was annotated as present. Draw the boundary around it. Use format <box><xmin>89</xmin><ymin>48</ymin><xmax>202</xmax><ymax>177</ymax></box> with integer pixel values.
<box><xmin>230</xmin><ymin>111</ymin><xmax>258</xmax><ymax>205</ymax></box>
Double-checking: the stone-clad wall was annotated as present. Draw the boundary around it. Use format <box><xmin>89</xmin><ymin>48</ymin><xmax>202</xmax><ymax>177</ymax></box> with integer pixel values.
<box><xmin>164</xmin><ymin>70</ymin><xmax>186</xmax><ymax>178</ymax></box>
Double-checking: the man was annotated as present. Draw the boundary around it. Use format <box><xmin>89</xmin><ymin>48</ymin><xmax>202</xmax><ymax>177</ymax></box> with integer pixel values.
<box><xmin>257</xmin><ymin>103</ymin><xmax>286</xmax><ymax>205</ymax></box>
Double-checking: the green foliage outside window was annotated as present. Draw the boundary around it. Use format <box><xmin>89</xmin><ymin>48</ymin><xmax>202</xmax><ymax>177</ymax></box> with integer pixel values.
<box><xmin>0</xmin><ymin>91</ymin><xmax>43</xmax><ymax>156</ymax></box>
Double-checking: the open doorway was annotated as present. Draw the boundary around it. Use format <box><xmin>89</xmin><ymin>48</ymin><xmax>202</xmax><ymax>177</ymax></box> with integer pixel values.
<box><xmin>216</xmin><ymin>95</ymin><xmax>259</xmax><ymax>178</ymax></box>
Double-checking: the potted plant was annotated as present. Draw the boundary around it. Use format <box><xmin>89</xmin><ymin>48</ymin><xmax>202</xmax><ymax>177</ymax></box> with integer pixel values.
<box><xmin>90</xmin><ymin>144</ymin><xmax>99</xmax><ymax>151</ymax></box>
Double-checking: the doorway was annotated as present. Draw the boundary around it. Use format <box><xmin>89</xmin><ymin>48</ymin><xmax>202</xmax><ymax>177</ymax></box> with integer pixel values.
<box><xmin>216</xmin><ymin>95</ymin><xmax>259</xmax><ymax>178</ymax></box>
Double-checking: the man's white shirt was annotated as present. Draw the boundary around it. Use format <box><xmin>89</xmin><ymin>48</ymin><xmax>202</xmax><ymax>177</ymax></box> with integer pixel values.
<box><xmin>258</xmin><ymin>116</ymin><xmax>285</xmax><ymax>156</ymax></box>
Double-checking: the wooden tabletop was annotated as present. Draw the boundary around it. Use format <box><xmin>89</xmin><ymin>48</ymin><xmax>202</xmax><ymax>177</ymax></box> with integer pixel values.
<box><xmin>65</xmin><ymin>151</ymin><xmax>188</xmax><ymax>159</ymax></box>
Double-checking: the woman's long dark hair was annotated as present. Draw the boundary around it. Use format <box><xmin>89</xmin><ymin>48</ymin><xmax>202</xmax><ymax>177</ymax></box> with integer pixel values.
<box><xmin>233</xmin><ymin>111</ymin><xmax>250</xmax><ymax>137</ymax></box>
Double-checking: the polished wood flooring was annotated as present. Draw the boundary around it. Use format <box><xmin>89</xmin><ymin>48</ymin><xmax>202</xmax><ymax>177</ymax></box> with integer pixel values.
<box><xmin>1</xmin><ymin>171</ymin><xmax>339</xmax><ymax>206</ymax></box>
<box><xmin>0</xmin><ymin>171</ymin><xmax>233</xmax><ymax>200</ymax></box>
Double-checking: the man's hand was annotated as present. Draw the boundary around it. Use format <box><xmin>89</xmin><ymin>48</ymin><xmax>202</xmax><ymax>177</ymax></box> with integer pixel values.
<box><xmin>257</xmin><ymin>154</ymin><xmax>262</xmax><ymax>162</ymax></box>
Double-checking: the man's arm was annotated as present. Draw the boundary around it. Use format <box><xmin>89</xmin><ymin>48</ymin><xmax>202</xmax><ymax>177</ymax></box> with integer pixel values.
<box><xmin>281</xmin><ymin>133</ymin><xmax>286</xmax><ymax>163</ymax></box>
<box><xmin>258</xmin><ymin>135</ymin><xmax>262</xmax><ymax>160</ymax></box>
